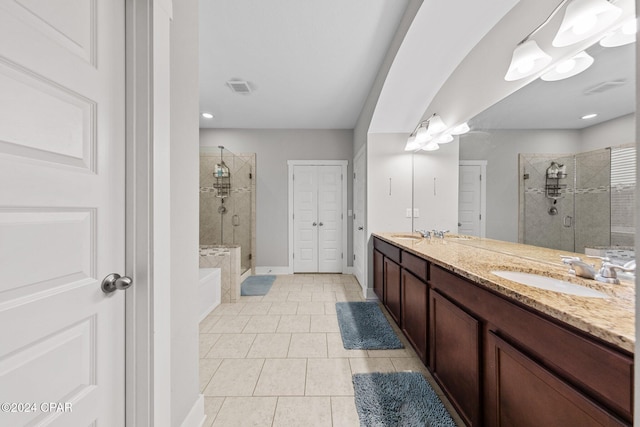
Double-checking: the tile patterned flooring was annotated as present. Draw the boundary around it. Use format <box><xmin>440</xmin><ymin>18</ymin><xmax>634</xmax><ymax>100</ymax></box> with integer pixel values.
<box><xmin>199</xmin><ymin>274</ymin><xmax>464</xmax><ymax>427</ymax></box>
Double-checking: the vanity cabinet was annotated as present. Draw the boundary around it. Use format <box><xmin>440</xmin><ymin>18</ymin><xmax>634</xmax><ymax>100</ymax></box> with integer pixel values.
<box><xmin>430</xmin><ymin>290</ymin><xmax>481</xmax><ymax>426</ymax></box>
<box><xmin>373</xmin><ymin>250</ymin><xmax>384</xmax><ymax>301</ymax></box>
<box><xmin>384</xmin><ymin>258</ymin><xmax>401</xmax><ymax>324</ymax></box>
<box><xmin>371</xmin><ymin>236</ymin><xmax>633</xmax><ymax>426</ymax></box>
<box><xmin>401</xmin><ymin>269</ymin><xmax>428</xmax><ymax>363</ymax></box>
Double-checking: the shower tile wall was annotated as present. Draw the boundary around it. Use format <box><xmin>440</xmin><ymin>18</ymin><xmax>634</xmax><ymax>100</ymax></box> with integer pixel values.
<box><xmin>519</xmin><ymin>153</ymin><xmax>575</xmax><ymax>252</ymax></box>
<box><xmin>200</xmin><ymin>152</ymin><xmax>256</xmax><ymax>273</ymax></box>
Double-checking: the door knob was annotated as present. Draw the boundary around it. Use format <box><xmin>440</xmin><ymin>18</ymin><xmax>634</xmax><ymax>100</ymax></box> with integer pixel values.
<box><xmin>358</xmin><ymin>226</ymin><xmax>363</xmax><ymax>230</ymax></box>
<box><xmin>318</xmin><ymin>222</ymin><xmax>324</xmax><ymax>226</ymax></box>
<box><xmin>312</xmin><ymin>222</ymin><xmax>317</xmax><ymax>226</ymax></box>
<box><xmin>101</xmin><ymin>273</ymin><xmax>133</xmax><ymax>294</ymax></box>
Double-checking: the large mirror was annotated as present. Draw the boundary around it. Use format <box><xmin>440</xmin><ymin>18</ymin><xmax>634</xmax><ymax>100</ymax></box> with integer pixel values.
<box><xmin>458</xmin><ymin>40</ymin><xmax>635</xmax><ymax>258</ymax></box>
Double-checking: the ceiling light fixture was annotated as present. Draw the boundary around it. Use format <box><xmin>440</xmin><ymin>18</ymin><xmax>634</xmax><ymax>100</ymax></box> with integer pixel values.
<box><xmin>552</xmin><ymin>0</ymin><xmax>621</xmax><ymax>47</ymax></box>
<box><xmin>450</xmin><ymin>122</ymin><xmax>470</xmax><ymax>135</ymax></box>
<box><xmin>581</xmin><ymin>113</ymin><xmax>598</xmax><ymax>119</ymax></box>
<box><xmin>505</xmin><ymin>40</ymin><xmax>553</xmax><ymax>81</ymax></box>
<box><xmin>600</xmin><ymin>17</ymin><xmax>637</xmax><ymax>47</ymax></box>
<box><xmin>435</xmin><ymin>134</ymin><xmax>454</xmax><ymax>144</ymax></box>
<box><xmin>201</xmin><ymin>112</ymin><xmax>214</xmax><ymax>119</ymax></box>
<box><xmin>541</xmin><ymin>51</ymin><xmax>594</xmax><ymax>81</ymax></box>
<box><xmin>421</xmin><ymin>141</ymin><xmax>440</xmax><ymax>152</ymax></box>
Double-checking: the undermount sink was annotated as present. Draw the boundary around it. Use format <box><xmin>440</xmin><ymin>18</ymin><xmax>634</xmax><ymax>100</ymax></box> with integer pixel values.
<box><xmin>391</xmin><ymin>234</ymin><xmax>422</xmax><ymax>241</ymax></box>
<box><xmin>491</xmin><ymin>271</ymin><xmax>608</xmax><ymax>299</ymax></box>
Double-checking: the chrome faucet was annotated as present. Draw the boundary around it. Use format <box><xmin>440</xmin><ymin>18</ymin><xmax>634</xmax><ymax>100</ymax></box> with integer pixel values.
<box><xmin>595</xmin><ymin>262</ymin><xmax>636</xmax><ymax>285</ymax></box>
<box><xmin>561</xmin><ymin>256</ymin><xmax>595</xmax><ymax>279</ymax></box>
<box><xmin>415</xmin><ymin>229</ymin><xmax>431</xmax><ymax>238</ymax></box>
<box><xmin>433</xmin><ymin>229</ymin><xmax>449</xmax><ymax>239</ymax></box>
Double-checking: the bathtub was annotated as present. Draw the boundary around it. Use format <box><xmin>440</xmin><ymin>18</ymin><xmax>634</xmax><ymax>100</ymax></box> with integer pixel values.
<box><xmin>199</xmin><ymin>268</ymin><xmax>221</xmax><ymax>321</ymax></box>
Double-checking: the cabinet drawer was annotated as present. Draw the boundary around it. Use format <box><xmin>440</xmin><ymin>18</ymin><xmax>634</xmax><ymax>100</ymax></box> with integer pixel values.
<box><xmin>400</xmin><ymin>250</ymin><xmax>428</xmax><ymax>281</ymax></box>
<box><xmin>373</xmin><ymin>237</ymin><xmax>400</xmax><ymax>263</ymax></box>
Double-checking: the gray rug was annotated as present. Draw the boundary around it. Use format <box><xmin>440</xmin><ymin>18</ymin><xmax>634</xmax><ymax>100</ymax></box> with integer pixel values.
<box><xmin>353</xmin><ymin>372</ymin><xmax>456</xmax><ymax>427</ymax></box>
<box><xmin>240</xmin><ymin>275</ymin><xmax>276</xmax><ymax>296</ymax></box>
<box><xmin>336</xmin><ymin>302</ymin><xmax>403</xmax><ymax>350</ymax></box>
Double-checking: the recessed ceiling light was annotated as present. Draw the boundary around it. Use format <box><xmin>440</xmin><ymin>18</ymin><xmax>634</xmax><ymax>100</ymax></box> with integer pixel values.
<box><xmin>581</xmin><ymin>113</ymin><xmax>598</xmax><ymax>119</ymax></box>
<box><xmin>201</xmin><ymin>113</ymin><xmax>214</xmax><ymax>119</ymax></box>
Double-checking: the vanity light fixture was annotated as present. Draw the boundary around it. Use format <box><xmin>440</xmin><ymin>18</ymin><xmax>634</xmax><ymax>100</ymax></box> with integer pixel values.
<box><xmin>505</xmin><ymin>40</ymin><xmax>553</xmax><ymax>81</ymax></box>
<box><xmin>421</xmin><ymin>141</ymin><xmax>440</xmax><ymax>151</ymax></box>
<box><xmin>414</xmin><ymin>124</ymin><xmax>431</xmax><ymax>144</ymax></box>
<box><xmin>435</xmin><ymin>134</ymin><xmax>454</xmax><ymax>144</ymax></box>
<box><xmin>581</xmin><ymin>113</ymin><xmax>598</xmax><ymax>119</ymax></box>
<box><xmin>404</xmin><ymin>135</ymin><xmax>421</xmax><ymax>151</ymax></box>
<box><xmin>541</xmin><ymin>51</ymin><xmax>594</xmax><ymax>81</ymax></box>
<box><xmin>427</xmin><ymin>114</ymin><xmax>447</xmax><ymax>134</ymax></box>
<box><xmin>600</xmin><ymin>17</ymin><xmax>637</xmax><ymax>47</ymax></box>
<box><xmin>450</xmin><ymin>122</ymin><xmax>470</xmax><ymax>135</ymax></box>
<box><xmin>201</xmin><ymin>112</ymin><xmax>214</xmax><ymax>119</ymax></box>
<box><xmin>552</xmin><ymin>0</ymin><xmax>622</xmax><ymax>47</ymax></box>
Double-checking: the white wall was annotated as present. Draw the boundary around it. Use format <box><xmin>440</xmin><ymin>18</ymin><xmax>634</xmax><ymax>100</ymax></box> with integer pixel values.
<box><xmin>368</xmin><ymin>132</ymin><xmax>459</xmax><ymax>235</ymax></box>
<box><xmin>170</xmin><ymin>0</ymin><xmax>201</xmax><ymax>425</ymax></box>
<box><xmin>580</xmin><ymin>113</ymin><xmax>635</xmax><ymax>152</ymax></box>
<box><xmin>199</xmin><ymin>129</ymin><xmax>353</xmax><ymax>270</ymax></box>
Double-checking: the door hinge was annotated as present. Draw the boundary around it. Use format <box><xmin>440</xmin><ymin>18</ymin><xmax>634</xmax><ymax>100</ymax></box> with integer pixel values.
<box><xmin>353</xmin><ymin>172</ymin><xmax>356</xmax><ymax>180</ymax></box>
<box><xmin>353</xmin><ymin>254</ymin><xmax>356</xmax><ymax>260</ymax></box>
<box><xmin>249</xmin><ymin>172</ymin><xmax>252</xmax><ymax>179</ymax></box>
<box><xmin>248</xmin><ymin>253</ymin><xmax>252</xmax><ymax>260</ymax></box>
<box><xmin>341</xmin><ymin>252</ymin><xmax>344</xmax><ymax>259</ymax></box>
<box><xmin>341</xmin><ymin>174</ymin><xmax>343</xmax><ymax>181</ymax></box>
<box><xmin>480</xmin><ymin>174</ymin><xmax>482</xmax><ymax>181</ymax></box>
<box><xmin>293</xmin><ymin>253</ymin><xmax>295</xmax><ymax>259</ymax></box>
<box><xmin>353</xmin><ymin>213</ymin><xmax>356</xmax><ymax>220</ymax></box>
<box><xmin>341</xmin><ymin>213</ymin><xmax>343</xmax><ymax>219</ymax></box>
<box><xmin>479</xmin><ymin>214</ymin><xmax>482</xmax><ymax>220</ymax></box>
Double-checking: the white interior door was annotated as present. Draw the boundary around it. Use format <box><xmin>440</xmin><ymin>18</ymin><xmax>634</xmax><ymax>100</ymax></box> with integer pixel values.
<box><xmin>293</xmin><ymin>165</ymin><xmax>343</xmax><ymax>273</ymax></box>
<box><xmin>352</xmin><ymin>149</ymin><xmax>365</xmax><ymax>287</ymax></box>
<box><xmin>293</xmin><ymin>166</ymin><xmax>318</xmax><ymax>272</ymax></box>
<box><xmin>458</xmin><ymin>165</ymin><xmax>482</xmax><ymax>236</ymax></box>
<box><xmin>0</xmin><ymin>1</ymin><xmax>126</xmax><ymax>426</ymax></box>
<box><xmin>317</xmin><ymin>166</ymin><xmax>342</xmax><ymax>273</ymax></box>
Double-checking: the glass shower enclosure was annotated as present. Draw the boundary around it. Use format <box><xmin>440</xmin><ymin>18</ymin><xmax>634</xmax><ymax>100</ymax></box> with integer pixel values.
<box><xmin>200</xmin><ymin>146</ymin><xmax>254</xmax><ymax>274</ymax></box>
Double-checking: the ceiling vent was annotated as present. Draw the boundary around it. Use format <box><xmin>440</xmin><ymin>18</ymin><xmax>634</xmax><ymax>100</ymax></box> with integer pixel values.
<box><xmin>583</xmin><ymin>79</ymin><xmax>626</xmax><ymax>96</ymax></box>
<box><xmin>226</xmin><ymin>80</ymin><xmax>252</xmax><ymax>94</ymax></box>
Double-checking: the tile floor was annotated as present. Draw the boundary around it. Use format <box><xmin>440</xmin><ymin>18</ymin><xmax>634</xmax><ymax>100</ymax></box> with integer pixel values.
<box><xmin>199</xmin><ymin>274</ymin><xmax>464</xmax><ymax>427</ymax></box>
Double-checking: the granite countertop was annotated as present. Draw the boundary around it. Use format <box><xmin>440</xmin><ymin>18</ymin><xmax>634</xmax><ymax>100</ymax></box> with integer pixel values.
<box><xmin>374</xmin><ymin>232</ymin><xmax>635</xmax><ymax>353</ymax></box>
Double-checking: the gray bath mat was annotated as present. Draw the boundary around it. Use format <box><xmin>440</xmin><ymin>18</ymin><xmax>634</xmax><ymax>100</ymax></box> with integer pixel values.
<box><xmin>240</xmin><ymin>275</ymin><xmax>276</xmax><ymax>296</ymax></box>
<box><xmin>336</xmin><ymin>302</ymin><xmax>403</xmax><ymax>350</ymax></box>
<box><xmin>353</xmin><ymin>372</ymin><xmax>456</xmax><ymax>427</ymax></box>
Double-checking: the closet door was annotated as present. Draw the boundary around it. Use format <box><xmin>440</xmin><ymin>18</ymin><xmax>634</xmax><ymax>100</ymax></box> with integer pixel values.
<box><xmin>293</xmin><ymin>165</ymin><xmax>343</xmax><ymax>273</ymax></box>
<box><xmin>293</xmin><ymin>165</ymin><xmax>318</xmax><ymax>272</ymax></box>
<box><xmin>318</xmin><ymin>165</ymin><xmax>342</xmax><ymax>272</ymax></box>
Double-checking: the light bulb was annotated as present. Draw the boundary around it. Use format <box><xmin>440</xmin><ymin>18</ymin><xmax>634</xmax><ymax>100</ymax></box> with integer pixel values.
<box><xmin>572</xmin><ymin>13</ymin><xmax>598</xmax><ymax>35</ymax></box>
<box><xmin>555</xmin><ymin>58</ymin><xmax>576</xmax><ymax>74</ymax></box>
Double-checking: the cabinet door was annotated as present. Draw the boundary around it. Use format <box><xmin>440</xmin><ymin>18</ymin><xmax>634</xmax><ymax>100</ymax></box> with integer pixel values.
<box><xmin>384</xmin><ymin>258</ymin><xmax>401</xmax><ymax>325</ymax></box>
<box><xmin>401</xmin><ymin>270</ymin><xmax>428</xmax><ymax>363</ymax></box>
<box><xmin>373</xmin><ymin>250</ymin><xmax>384</xmax><ymax>301</ymax></box>
<box><xmin>430</xmin><ymin>290</ymin><xmax>481</xmax><ymax>427</ymax></box>
<box><xmin>487</xmin><ymin>332</ymin><xmax>627</xmax><ymax>427</ymax></box>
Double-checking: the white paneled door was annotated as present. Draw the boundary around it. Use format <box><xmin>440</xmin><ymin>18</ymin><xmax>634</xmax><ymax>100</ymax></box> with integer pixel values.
<box><xmin>0</xmin><ymin>1</ymin><xmax>126</xmax><ymax>426</ymax></box>
<box><xmin>352</xmin><ymin>148</ymin><xmax>365</xmax><ymax>288</ymax></box>
<box><xmin>458</xmin><ymin>165</ymin><xmax>482</xmax><ymax>237</ymax></box>
<box><xmin>293</xmin><ymin>165</ymin><xmax>343</xmax><ymax>273</ymax></box>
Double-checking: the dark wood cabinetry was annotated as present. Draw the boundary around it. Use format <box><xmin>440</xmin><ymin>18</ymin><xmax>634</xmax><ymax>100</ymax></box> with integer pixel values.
<box><xmin>401</xmin><ymin>270</ymin><xmax>428</xmax><ymax>362</ymax></box>
<box><xmin>373</xmin><ymin>250</ymin><xmax>384</xmax><ymax>301</ymax></box>
<box><xmin>430</xmin><ymin>290</ymin><xmax>481</xmax><ymax>426</ymax></box>
<box><xmin>371</xmin><ymin>236</ymin><xmax>633</xmax><ymax>426</ymax></box>
<box><xmin>487</xmin><ymin>333</ymin><xmax>626</xmax><ymax>427</ymax></box>
<box><xmin>383</xmin><ymin>258</ymin><xmax>401</xmax><ymax>324</ymax></box>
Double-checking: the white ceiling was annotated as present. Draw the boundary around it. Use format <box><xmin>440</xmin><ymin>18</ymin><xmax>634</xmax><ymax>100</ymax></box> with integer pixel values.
<box><xmin>199</xmin><ymin>0</ymin><xmax>409</xmax><ymax>129</ymax></box>
<box><xmin>369</xmin><ymin>0</ymin><xmax>520</xmax><ymax>134</ymax></box>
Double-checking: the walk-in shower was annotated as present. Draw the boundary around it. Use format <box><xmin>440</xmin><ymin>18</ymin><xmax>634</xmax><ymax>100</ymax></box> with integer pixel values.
<box><xmin>200</xmin><ymin>146</ymin><xmax>255</xmax><ymax>274</ymax></box>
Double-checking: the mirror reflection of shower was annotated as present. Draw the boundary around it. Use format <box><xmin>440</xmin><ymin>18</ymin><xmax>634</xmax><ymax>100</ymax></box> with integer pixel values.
<box><xmin>200</xmin><ymin>145</ymin><xmax>256</xmax><ymax>274</ymax></box>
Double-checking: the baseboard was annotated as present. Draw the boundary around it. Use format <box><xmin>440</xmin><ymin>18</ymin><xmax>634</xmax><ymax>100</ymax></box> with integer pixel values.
<box><xmin>179</xmin><ymin>394</ymin><xmax>205</xmax><ymax>427</ymax></box>
<box><xmin>364</xmin><ymin>288</ymin><xmax>379</xmax><ymax>301</ymax></box>
<box><xmin>255</xmin><ymin>266</ymin><xmax>291</xmax><ymax>275</ymax></box>
<box><xmin>343</xmin><ymin>266</ymin><xmax>354</xmax><ymax>274</ymax></box>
